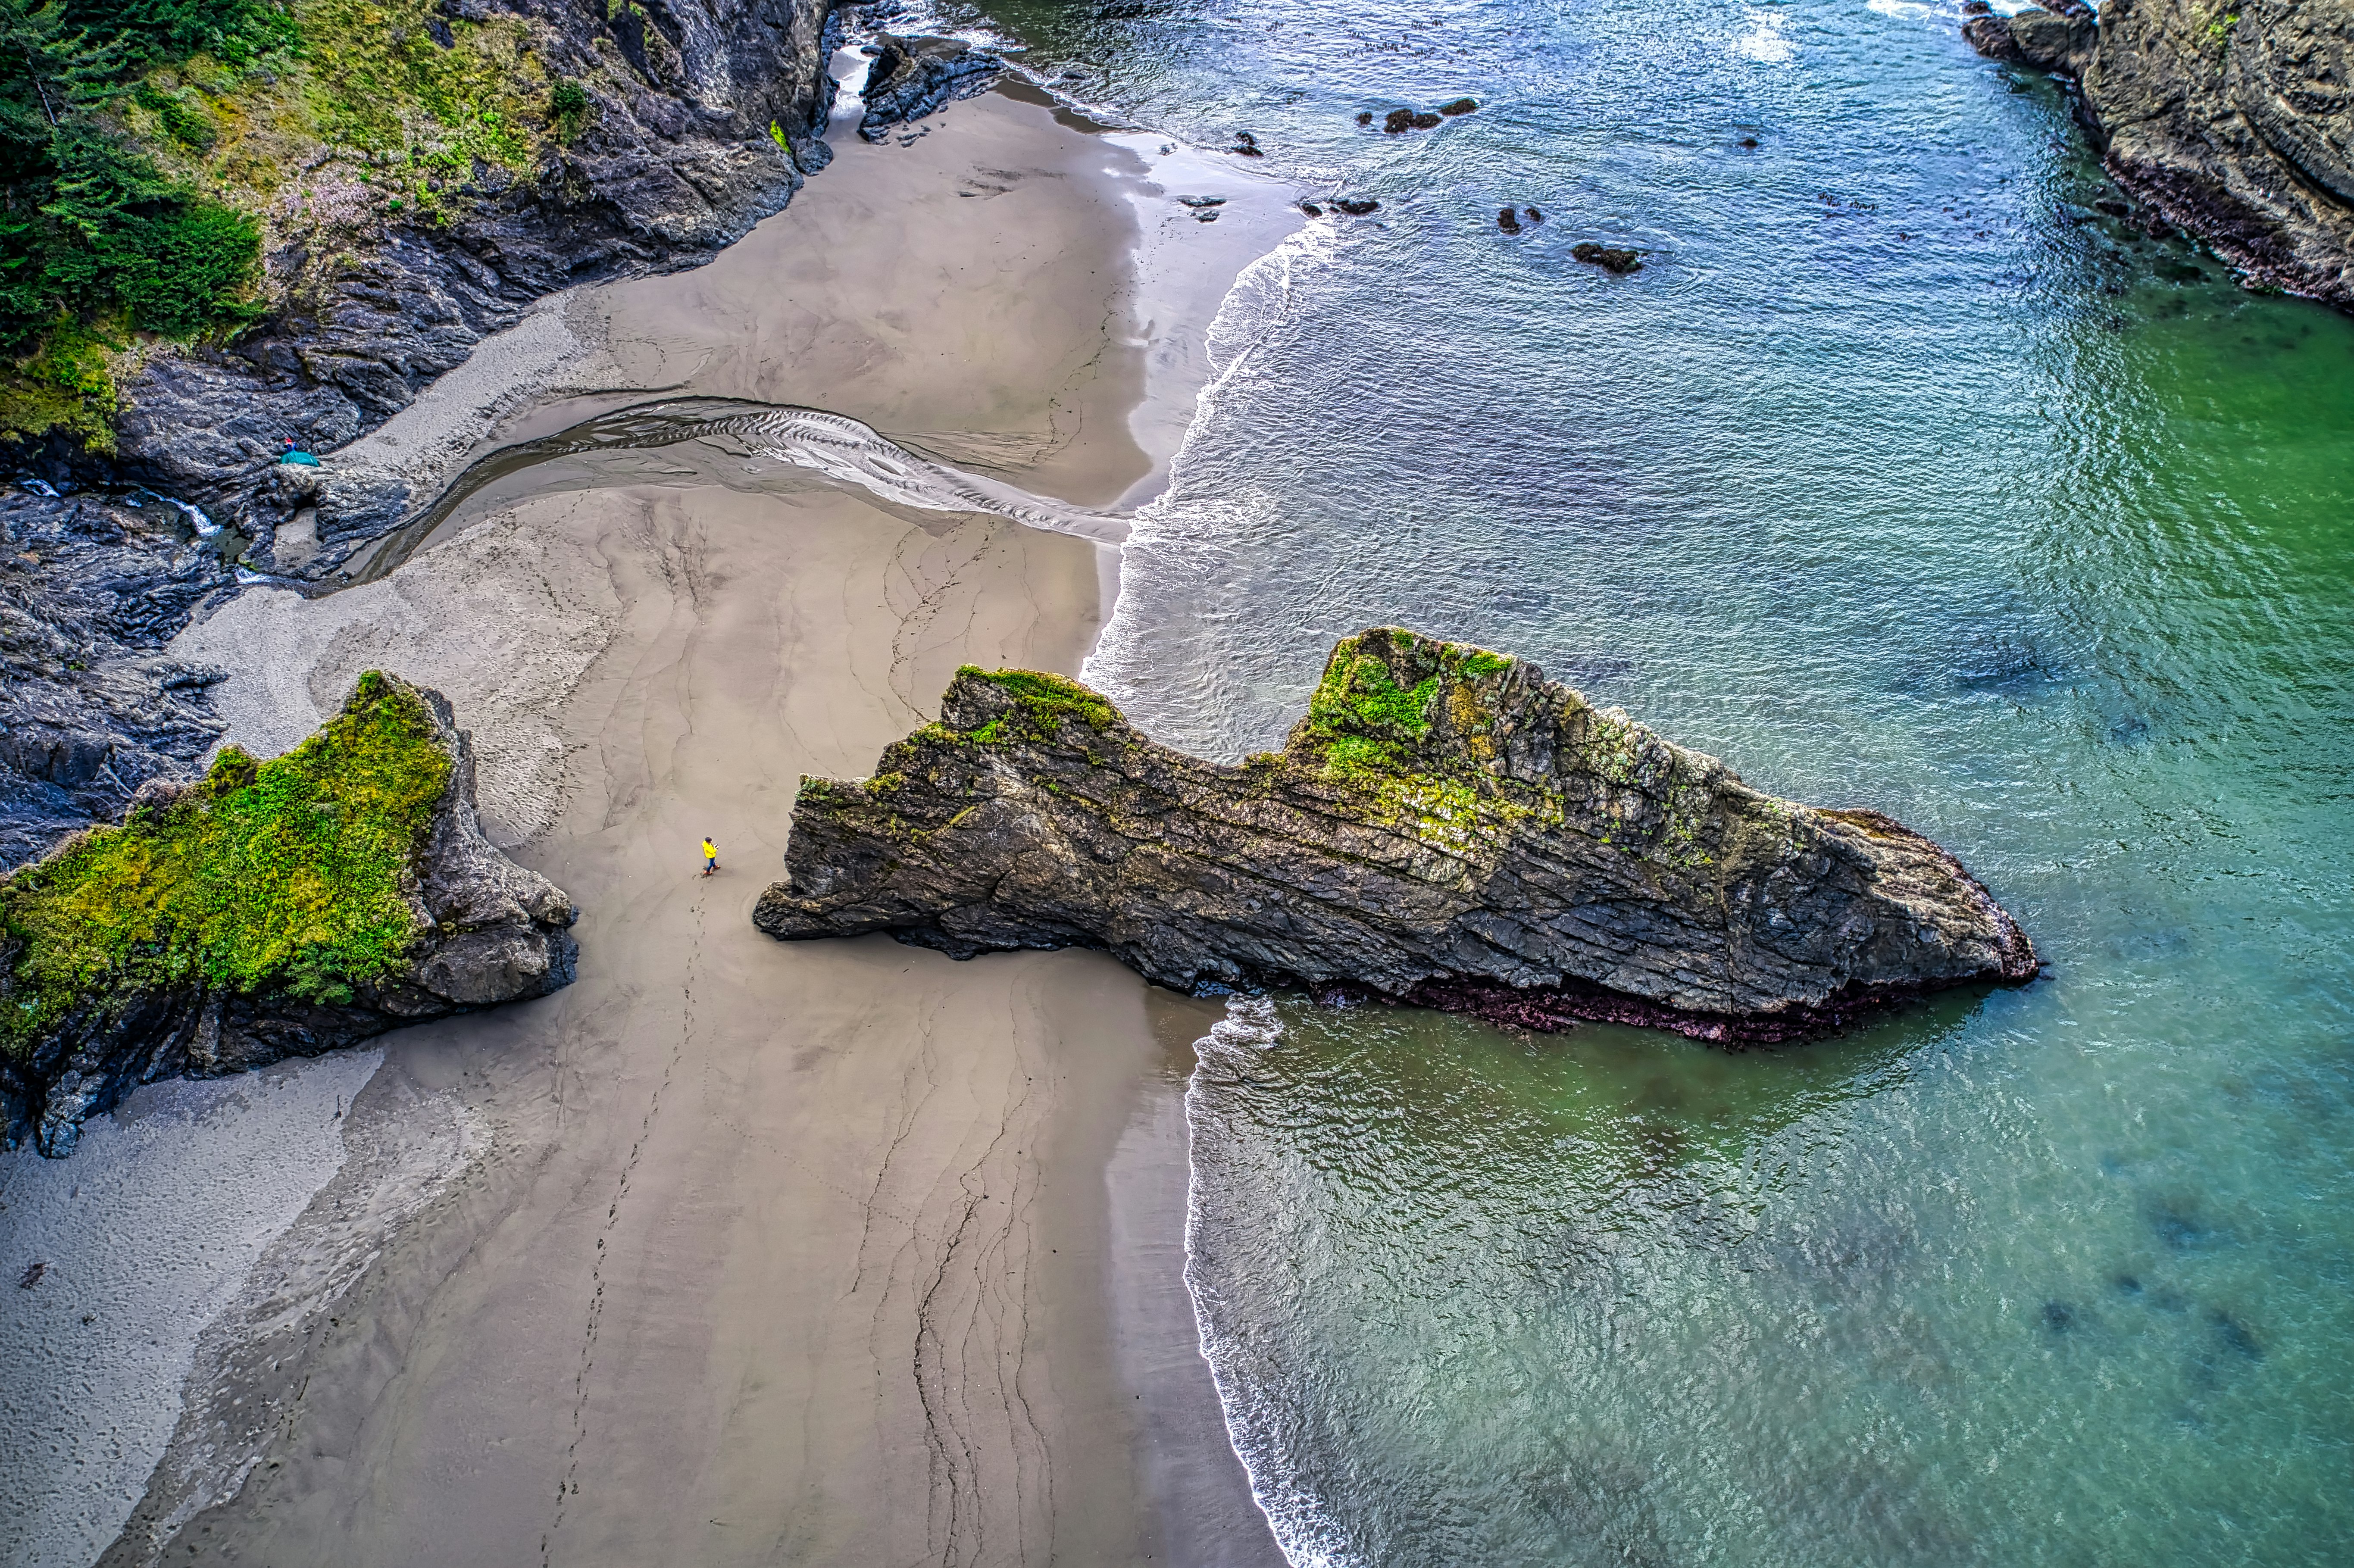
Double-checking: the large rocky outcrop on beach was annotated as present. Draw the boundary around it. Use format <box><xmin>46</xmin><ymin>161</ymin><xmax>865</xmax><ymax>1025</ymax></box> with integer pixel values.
<box><xmin>755</xmin><ymin>629</ymin><xmax>2038</xmax><ymax>1043</ymax></box>
<box><xmin>20</xmin><ymin>0</ymin><xmax>844</xmax><ymax>521</ymax></box>
<box><xmin>1967</xmin><ymin>0</ymin><xmax>2354</xmax><ymax>306</ymax></box>
<box><xmin>856</xmin><ymin>33</ymin><xmax>1003</xmax><ymax>143</ymax></box>
<box><xmin>1</xmin><ymin>675</ymin><xmax>579</xmax><ymax>1156</ymax></box>
<box><xmin>0</xmin><ymin>489</ymin><xmax>239</xmax><ymax>870</ymax></box>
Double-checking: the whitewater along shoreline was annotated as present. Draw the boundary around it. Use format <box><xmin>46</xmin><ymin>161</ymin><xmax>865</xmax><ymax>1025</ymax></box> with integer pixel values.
<box><xmin>3</xmin><ymin>84</ymin><xmax>1290</xmax><ymax>1566</ymax></box>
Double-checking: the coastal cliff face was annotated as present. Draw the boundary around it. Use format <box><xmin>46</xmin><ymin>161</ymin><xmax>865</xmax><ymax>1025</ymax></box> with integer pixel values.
<box><xmin>1969</xmin><ymin>0</ymin><xmax>2354</xmax><ymax>306</ymax></box>
<box><xmin>755</xmin><ymin>629</ymin><xmax>2038</xmax><ymax>1043</ymax></box>
<box><xmin>0</xmin><ymin>673</ymin><xmax>579</xmax><ymax>1156</ymax></box>
<box><xmin>113</xmin><ymin>0</ymin><xmax>843</xmax><ymax>514</ymax></box>
<box><xmin>0</xmin><ymin>490</ymin><xmax>240</xmax><ymax>870</ymax></box>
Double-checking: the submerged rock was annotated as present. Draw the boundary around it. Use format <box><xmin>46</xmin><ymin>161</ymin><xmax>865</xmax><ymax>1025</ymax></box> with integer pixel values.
<box><xmin>1333</xmin><ymin>197</ymin><xmax>1382</xmax><ymax>216</ymax></box>
<box><xmin>755</xmin><ymin>629</ymin><xmax>2037</xmax><ymax>1044</ymax></box>
<box><xmin>0</xmin><ymin>673</ymin><xmax>579</xmax><ymax>1155</ymax></box>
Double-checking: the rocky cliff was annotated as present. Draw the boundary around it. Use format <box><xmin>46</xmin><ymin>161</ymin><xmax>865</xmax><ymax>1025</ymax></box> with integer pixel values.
<box><xmin>755</xmin><ymin>629</ymin><xmax>2038</xmax><ymax>1043</ymax></box>
<box><xmin>0</xmin><ymin>489</ymin><xmax>241</xmax><ymax>870</ymax></box>
<box><xmin>1967</xmin><ymin>0</ymin><xmax>2354</xmax><ymax>306</ymax></box>
<box><xmin>1</xmin><ymin>673</ymin><xmax>579</xmax><ymax>1156</ymax></box>
<box><xmin>13</xmin><ymin>0</ymin><xmax>843</xmax><ymax>520</ymax></box>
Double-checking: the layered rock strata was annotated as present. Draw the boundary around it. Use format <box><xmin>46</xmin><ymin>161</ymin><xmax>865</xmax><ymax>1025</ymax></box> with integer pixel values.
<box><xmin>756</xmin><ymin>629</ymin><xmax>2037</xmax><ymax>1043</ymax></box>
<box><xmin>856</xmin><ymin>33</ymin><xmax>1004</xmax><ymax>144</ymax></box>
<box><xmin>1967</xmin><ymin>0</ymin><xmax>2353</xmax><ymax>307</ymax></box>
<box><xmin>1</xmin><ymin>675</ymin><xmax>579</xmax><ymax>1155</ymax></box>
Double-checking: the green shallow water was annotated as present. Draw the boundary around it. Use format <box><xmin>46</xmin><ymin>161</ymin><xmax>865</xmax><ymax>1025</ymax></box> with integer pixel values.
<box><xmin>945</xmin><ymin>0</ymin><xmax>2354</xmax><ymax>1559</ymax></box>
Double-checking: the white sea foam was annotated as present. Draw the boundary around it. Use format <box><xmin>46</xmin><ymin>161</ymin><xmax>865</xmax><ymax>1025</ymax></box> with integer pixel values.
<box><xmin>1083</xmin><ymin>215</ymin><xmax>1337</xmax><ymax>715</ymax></box>
<box><xmin>1733</xmin><ymin>6</ymin><xmax>1797</xmax><ymax>62</ymax></box>
<box><xmin>1182</xmin><ymin>996</ymin><xmax>1364</xmax><ymax>1568</ymax></box>
<box><xmin>698</xmin><ymin>406</ymin><xmax>1132</xmax><ymax>543</ymax></box>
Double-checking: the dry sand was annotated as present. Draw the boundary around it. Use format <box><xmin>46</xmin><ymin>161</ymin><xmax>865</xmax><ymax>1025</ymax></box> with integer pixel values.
<box><xmin>45</xmin><ymin>84</ymin><xmax>1294</xmax><ymax>1567</ymax></box>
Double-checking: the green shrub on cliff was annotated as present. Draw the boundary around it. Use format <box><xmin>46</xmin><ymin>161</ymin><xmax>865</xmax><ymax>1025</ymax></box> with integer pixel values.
<box><xmin>0</xmin><ymin>673</ymin><xmax>453</xmax><ymax>1056</ymax></box>
<box><xmin>0</xmin><ymin>0</ymin><xmax>551</xmax><ymax>442</ymax></box>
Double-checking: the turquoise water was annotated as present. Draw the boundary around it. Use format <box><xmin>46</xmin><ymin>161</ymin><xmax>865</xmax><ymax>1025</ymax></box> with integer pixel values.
<box><xmin>965</xmin><ymin>0</ymin><xmax>2354</xmax><ymax>1560</ymax></box>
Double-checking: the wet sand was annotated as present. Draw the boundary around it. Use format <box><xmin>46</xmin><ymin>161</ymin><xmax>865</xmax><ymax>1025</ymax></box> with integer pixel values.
<box><xmin>37</xmin><ymin>86</ymin><xmax>1287</xmax><ymax>1567</ymax></box>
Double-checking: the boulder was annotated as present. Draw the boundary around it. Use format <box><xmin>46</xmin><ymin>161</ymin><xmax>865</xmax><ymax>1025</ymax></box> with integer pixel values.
<box><xmin>755</xmin><ymin>629</ymin><xmax>2037</xmax><ymax>1044</ymax></box>
<box><xmin>0</xmin><ymin>674</ymin><xmax>579</xmax><ymax>1155</ymax></box>
<box><xmin>857</xmin><ymin>33</ymin><xmax>1002</xmax><ymax>144</ymax></box>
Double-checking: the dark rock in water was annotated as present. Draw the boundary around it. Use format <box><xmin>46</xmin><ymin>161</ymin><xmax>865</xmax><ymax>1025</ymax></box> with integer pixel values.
<box><xmin>0</xmin><ymin>674</ymin><xmax>580</xmax><ymax>1156</ymax></box>
<box><xmin>2094</xmin><ymin>197</ymin><xmax>2133</xmax><ymax>218</ymax></box>
<box><xmin>0</xmin><ymin>490</ymin><xmax>237</xmax><ymax>871</ymax></box>
<box><xmin>1573</xmin><ymin>241</ymin><xmax>1645</xmax><ymax>274</ymax></box>
<box><xmin>1177</xmin><ymin>194</ymin><xmax>1228</xmax><ymax>207</ymax></box>
<box><xmin>1962</xmin><ymin>7</ymin><xmax>2027</xmax><ymax>62</ymax></box>
<box><xmin>858</xmin><ymin>33</ymin><xmax>1003</xmax><ymax>144</ymax></box>
<box><xmin>1357</xmin><ymin>110</ymin><xmax>1374</xmax><ymax>126</ymax></box>
<box><xmin>755</xmin><ymin>628</ymin><xmax>2038</xmax><ymax>1045</ymax></box>
<box><xmin>1195</xmin><ymin>209</ymin><xmax>1220</xmax><ymax>222</ymax></box>
<box><xmin>18</xmin><ymin>1260</ymin><xmax>44</xmax><ymax>1289</ymax></box>
<box><xmin>1964</xmin><ymin>0</ymin><xmax>2354</xmax><ymax>309</ymax></box>
<box><xmin>1230</xmin><ymin>130</ymin><xmax>1265</xmax><ymax>157</ymax></box>
<box><xmin>1525</xmin><ymin>206</ymin><xmax>1544</xmax><ymax>223</ymax></box>
<box><xmin>1334</xmin><ymin>197</ymin><xmax>1381</xmax><ymax>216</ymax></box>
<box><xmin>1380</xmin><ymin>107</ymin><xmax>1440</xmax><ymax>134</ymax></box>
<box><xmin>1300</xmin><ymin>201</ymin><xmax>1325</xmax><ymax>216</ymax></box>
<box><xmin>1439</xmin><ymin>97</ymin><xmax>1479</xmax><ymax>116</ymax></box>
<box><xmin>2210</xmin><ymin>1310</ymin><xmax>2264</xmax><ymax>1361</ymax></box>
<box><xmin>1739</xmin><ymin>135</ymin><xmax>1760</xmax><ymax>148</ymax></box>
<box><xmin>1498</xmin><ymin>207</ymin><xmax>1523</xmax><ymax>233</ymax></box>
<box><xmin>1959</xmin><ymin>0</ymin><xmax>2094</xmax><ymax>68</ymax></box>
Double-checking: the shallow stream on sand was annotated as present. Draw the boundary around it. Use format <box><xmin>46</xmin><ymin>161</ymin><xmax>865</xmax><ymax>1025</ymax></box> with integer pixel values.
<box><xmin>963</xmin><ymin>0</ymin><xmax>2354</xmax><ymax>1561</ymax></box>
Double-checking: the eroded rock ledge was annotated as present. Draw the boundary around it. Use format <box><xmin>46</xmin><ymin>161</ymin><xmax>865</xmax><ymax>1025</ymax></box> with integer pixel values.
<box><xmin>1967</xmin><ymin>0</ymin><xmax>2353</xmax><ymax>308</ymax></box>
<box><xmin>1</xmin><ymin>674</ymin><xmax>578</xmax><ymax>1156</ymax></box>
<box><xmin>754</xmin><ymin>629</ymin><xmax>2037</xmax><ymax>1043</ymax></box>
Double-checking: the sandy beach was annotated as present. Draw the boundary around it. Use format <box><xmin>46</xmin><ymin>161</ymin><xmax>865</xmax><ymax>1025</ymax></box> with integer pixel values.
<box><xmin>2</xmin><ymin>79</ymin><xmax>1288</xmax><ymax>1568</ymax></box>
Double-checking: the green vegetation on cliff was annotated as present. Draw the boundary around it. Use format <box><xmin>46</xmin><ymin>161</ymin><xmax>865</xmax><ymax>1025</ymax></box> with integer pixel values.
<box><xmin>0</xmin><ymin>672</ymin><xmax>452</xmax><ymax>1055</ymax></box>
<box><xmin>1295</xmin><ymin>629</ymin><xmax>1511</xmax><ymax>781</ymax></box>
<box><xmin>0</xmin><ymin>0</ymin><xmax>563</xmax><ymax>444</ymax></box>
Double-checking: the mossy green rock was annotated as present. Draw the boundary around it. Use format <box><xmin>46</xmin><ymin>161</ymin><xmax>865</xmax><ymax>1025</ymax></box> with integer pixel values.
<box><xmin>754</xmin><ymin>628</ymin><xmax>2037</xmax><ymax>1041</ymax></box>
<box><xmin>1</xmin><ymin>674</ymin><xmax>579</xmax><ymax>1156</ymax></box>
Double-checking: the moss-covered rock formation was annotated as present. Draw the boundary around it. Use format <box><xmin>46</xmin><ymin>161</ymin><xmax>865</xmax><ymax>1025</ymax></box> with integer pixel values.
<box><xmin>1</xmin><ymin>671</ymin><xmax>578</xmax><ymax>1155</ymax></box>
<box><xmin>754</xmin><ymin>628</ymin><xmax>2038</xmax><ymax>1043</ymax></box>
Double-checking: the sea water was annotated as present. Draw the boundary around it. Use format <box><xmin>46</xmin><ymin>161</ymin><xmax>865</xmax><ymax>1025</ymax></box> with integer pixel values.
<box><xmin>961</xmin><ymin>0</ymin><xmax>2354</xmax><ymax>1562</ymax></box>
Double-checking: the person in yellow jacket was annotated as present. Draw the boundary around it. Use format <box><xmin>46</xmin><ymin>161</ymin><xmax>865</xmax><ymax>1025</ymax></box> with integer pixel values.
<box><xmin>701</xmin><ymin>836</ymin><xmax>720</xmax><ymax>877</ymax></box>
